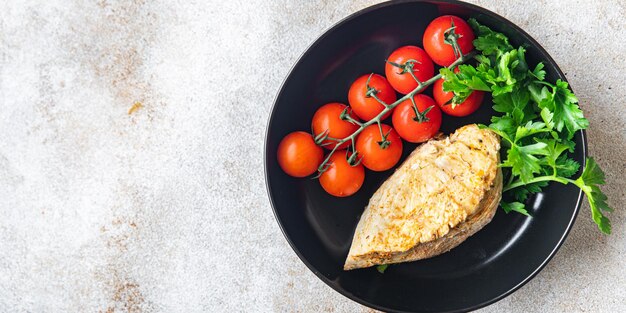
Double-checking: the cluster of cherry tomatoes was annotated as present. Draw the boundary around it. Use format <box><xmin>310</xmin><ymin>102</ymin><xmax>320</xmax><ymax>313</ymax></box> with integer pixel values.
<box><xmin>277</xmin><ymin>15</ymin><xmax>485</xmax><ymax>197</ymax></box>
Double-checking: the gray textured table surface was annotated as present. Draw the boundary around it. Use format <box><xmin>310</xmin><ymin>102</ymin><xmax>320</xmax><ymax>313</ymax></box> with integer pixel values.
<box><xmin>0</xmin><ymin>0</ymin><xmax>624</xmax><ymax>312</ymax></box>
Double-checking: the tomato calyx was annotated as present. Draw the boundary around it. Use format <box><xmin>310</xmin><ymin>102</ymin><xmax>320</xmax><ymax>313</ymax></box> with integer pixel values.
<box><xmin>442</xmin><ymin>97</ymin><xmax>454</xmax><ymax>107</ymax></box>
<box><xmin>375</xmin><ymin>122</ymin><xmax>393</xmax><ymax>149</ymax></box>
<box><xmin>443</xmin><ymin>19</ymin><xmax>463</xmax><ymax>59</ymax></box>
<box><xmin>437</xmin><ymin>89</ymin><xmax>457</xmax><ymax>108</ymax></box>
<box><xmin>385</xmin><ymin>59</ymin><xmax>423</xmax><ymax>85</ymax></box>
<box><xmin>445</xmin><ymin>94</ymin><xmax>465</xmax><ymax>109</ymax></box>
<box><xmin>345</xmin><ymin>149</ymin><xmax>363</xmax><ymax>167</ymax></box>
<box><xmin>364</xmin><ymin>74</ymin><xmax>391</xmax><ymax>107</ymax></box>
<box><xmin>314</xmin><ymin>139</ymin><xmax>363</xmax><ymax>178</ymax></box>
<box><xmin>364</xmin><ymin>73</ymin><xmax>379</xmax><ymax>98</ymax></box>
<box><xmin>313</xmin><ymin>129</ymin><xmax>333</xmax><ymax>146</ymax></box>
<box><xmin>410</xmin><ymin>96</ymin><xmax>433</xmax><ymax>123</ymax></box>
<box><xmin>339</xmin><ymin>107</ymin><xmax>363</xmax><ymax>126</ymax></box>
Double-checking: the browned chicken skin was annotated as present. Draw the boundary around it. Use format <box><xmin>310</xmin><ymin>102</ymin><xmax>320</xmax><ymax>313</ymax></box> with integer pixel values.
<box><xmin>344</xmin><ymin>124</ymin><xmax>502</xmax><ymax>270</ymax></box>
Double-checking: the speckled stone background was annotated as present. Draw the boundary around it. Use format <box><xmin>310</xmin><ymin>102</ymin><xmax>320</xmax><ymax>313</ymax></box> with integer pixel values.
<box><xmin>0</xmin><ymin>0</ymin><xmax>624</xmax><ymax>312</ymax></box>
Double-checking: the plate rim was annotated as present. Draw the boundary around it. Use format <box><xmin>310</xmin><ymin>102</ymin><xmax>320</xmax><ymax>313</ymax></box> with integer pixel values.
<box><xmin>263</xmin><ymin>0</ymin><xmax>587</xmax><ymax>312</ymax></box>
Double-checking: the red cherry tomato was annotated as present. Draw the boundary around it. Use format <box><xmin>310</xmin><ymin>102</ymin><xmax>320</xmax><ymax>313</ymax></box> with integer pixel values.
<box><xmin>392</xmin><ymin>94</ymin><xmax>442</xmax><ymax>143</ymax></box>
<box><xmin>355</xmin><ymin>124</ymin><xmax>403</xmax><ymax>171</ymax></box>
<box><xmin>319</xmin><ymin>151</ymin><xmax>365</xmax><ymax>197</ymax></box>
<box><xmin>277</xmin><ymin>131</ymin><xmax>324</xmax><ymax>177</ymax></box>
<box><xmin>348</xmin><ymin>74</ymin><xmax>397</xmax><ymax>121</ymax></box>
<box><xmin>385</xmin><ymin>46</ymin><xmax>435</xmax><ymax>94</ymax></box>
<box><xmin>311</xmin><ymin>103</ymin><xmax>360</xmax><ymax>150</ymax></box>
<box><xmin>423</xmin><ymin>15</ymin><xmax>475</xmax><ymax>66</ymax></box>
<box><xmin>433</xmin><ymin>78</ymin><xmax>485</xmax><ymax>117</ymax></box>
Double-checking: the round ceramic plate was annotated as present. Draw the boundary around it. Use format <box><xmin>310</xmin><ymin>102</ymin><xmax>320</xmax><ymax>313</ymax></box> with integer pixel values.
<box><xmin>265</xmin><ymin>1</ymin><xmax>586</xmax><ymax>312</ymax></box>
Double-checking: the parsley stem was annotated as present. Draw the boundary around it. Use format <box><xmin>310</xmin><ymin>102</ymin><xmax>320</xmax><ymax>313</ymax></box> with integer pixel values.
<box><xmin>503</xmin><ymin>175</ymin><xmax>574</xmax><ymax>192</ymax></box>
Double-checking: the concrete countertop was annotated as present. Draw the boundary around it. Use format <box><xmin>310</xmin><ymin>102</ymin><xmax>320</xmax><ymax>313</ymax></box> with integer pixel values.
<box><xmin>0</xmin><ymin>0</ymin><xmax>624</xmax><ymax>312</ymax></box>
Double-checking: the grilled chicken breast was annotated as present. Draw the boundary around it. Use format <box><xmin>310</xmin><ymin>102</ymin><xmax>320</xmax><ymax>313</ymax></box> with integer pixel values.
<box><xmin>344</xmin><ymin>124</ymin><xmax>502</xmax><ymax>270</ymax></box>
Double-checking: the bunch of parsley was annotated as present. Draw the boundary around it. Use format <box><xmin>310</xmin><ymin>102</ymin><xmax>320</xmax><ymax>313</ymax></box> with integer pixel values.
<box><xmin>440</xmin><ymin>19</ymin><xmax>612</xmax><ymax>234</ymax></box>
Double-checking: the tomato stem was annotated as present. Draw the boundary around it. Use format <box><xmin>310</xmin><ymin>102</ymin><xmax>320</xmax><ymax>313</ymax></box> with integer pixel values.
<box><xmin>376</xmin><ymin>121</ymin><xmax>392</xmax><ymax>149</ymax></box>
<box><xmin>315</xmin><ymin>50</ymin><xmax>476</xmax><ymax>175</ymax></box>
<box><xmin>407</xmin><ymin>70</ymin><xmax>422</xmax><ymax>86</ymax></box>
<box><xmin>444</xmin><ymin>19</ymin><xmax>463</xmax><ymax>59</ymax></box>
<box><xmin>339</xmin><ymin>107</ymin><xmax>363</xmax><ymax>126</ymax></box>
<box><xmin>371</xmin><ymin>92</ymin><xmax>390</xmax><ymax>109</ymax></box>
<box><xmin>317</xmin><ymin>142</ymin><xmax>341</xmax><ymax>173</ymax></box>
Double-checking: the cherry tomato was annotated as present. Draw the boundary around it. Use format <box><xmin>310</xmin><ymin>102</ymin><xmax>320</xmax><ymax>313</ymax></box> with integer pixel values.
<box><xmin>423</xmin><ymin>15</ymin><xmax>475</xmax><ymax>67</ymax></box>
<box><xmin>385</xmin><ymin>46</ymin><xmax>435</xmax><ymax>94</ymax></box>
<box><xmin>355</xmin><ymin>124</ymin><xmax>403</xmax><ymax>171</ymax></box>
<box><xmin>392</xmin><ymin>94</ymin><xmax>442</xmax><ymax>143</ymax></box>
<box><xmin>348</xmin><ymin>74</ymin><xmax>397</xmax><ymax>121</ymax></box>
<box><xmin>319</xmin><ymin>151</ymin><xmax>365</xmax><ymax>197</ymax></box>
<box><xmin>311</xmin><ymin>103</ymin><xmax>360</xmax><ymax>150</ymax></box>
<box><xmin>433</xmin><ymin>78</ymin><xmax>485</xmax><ymax>117</ymax></box>
<box><xmin>277</xmin><ymin>131</ymin><xmax>324</xmax><ymax>177</ymax></box>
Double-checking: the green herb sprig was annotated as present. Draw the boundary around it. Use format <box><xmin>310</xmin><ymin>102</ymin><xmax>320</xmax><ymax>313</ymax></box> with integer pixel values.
<box><xmin>442</xmin><ymin>19</ymin><xmax>613</xmax><ymax>234</ymax></box>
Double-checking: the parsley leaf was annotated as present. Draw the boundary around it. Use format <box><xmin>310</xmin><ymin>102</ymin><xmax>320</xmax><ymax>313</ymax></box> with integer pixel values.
<box><xmin>376</xmin><ymin>264</ymin><xmax>388</xmax><ymax>273</ymax></box>
<box><xmin>530</xmin><ymin>63</ymin><xmax>546</xmax><ymax>81</ymax></box>
<box><xmin>489</xmin><ymin>115</ymin><xmax>516</xmax><ymax>140</ymax></box>
<box><xmin>535</xmin><ymin>138</ymin><xmax>571</xmax><ymax>175</ymax></box>
<box><xmin>440</xmin><ymin>66</ymin><xmax>490</xmax><ymax>106</ymax></box>
<box><xmin>502</xmin><ymin>142</ymin><xmax>549</xmax><ymax>183</ymax></box>
<box><xmin>574</xmin><ymin>157</ymin><xmax>612</xmax><ymax>234</ymax></box>
<box><xmin>468</xmin><ymin>18</ymin><xmax>514</xmax><ymax>55</ymax></box>
<box><xmin>501</xmin><ymin>202</ymin><xmax>530</xmax><ymax>216</ymax></box>
<box><xmin>553</xmin><ymin>80</ymin><xmax>589</xmax><ymax>138</ymax></box>
<box><xmin>530</xmin><ymin>80</ymin><xmax>589</xmax><ymax>139</ymax></box>
<box><xmin>512</xmin><ymin>180</ymin><xmax>549</xmax><ymax>202</ymax></box>
<box><xmin>492</xmin><ymin>88</ymin><xmax>537</xmax><ymax>127</ymax></box>
<box><xmin>515</xmin><ymin>121</ymin><xmax>550</xmax><ymax>142</ymax></box>
<box><xmin>555</xmin><ymin>155</ymin><xmax>580</xmax><ymax>178</ymax></box>
<box><xmin>488</xmin><ymin>47</ymin><xmax>529</xmax><ymax>96</ymax></box>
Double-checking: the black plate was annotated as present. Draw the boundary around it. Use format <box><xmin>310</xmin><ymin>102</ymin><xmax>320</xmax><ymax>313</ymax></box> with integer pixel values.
<box><xmin>264</xmin><ymin>1</ymin><xmax>586</xmax><ymax>312</ymax></box>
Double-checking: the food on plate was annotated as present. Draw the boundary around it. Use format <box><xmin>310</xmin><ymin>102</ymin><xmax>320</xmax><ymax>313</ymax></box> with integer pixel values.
<box><xmin>277</xmin><ymin>131</ymin><xmax>324</xmax><ymax>177</ymax></box>
<box><xmin>311</xmin><ymin>103</ymin><xmax>360</xmax><ymax>150</ymax></box>
<box><xmin>355</xmin><ymin>124</ymin><xmax>403</xmax><ymax>171</ymax></box>
<box><xmin>344</xmin><ymin>125</ymin><xmax>502</xmax><ymax>270</ymax></box>
<box><xmin>274</xmin><ymin>14</ymin><xmax>612</xmax><ymax>237</ymax></box>
<box><xmin>385</xmin><ymin>46</ymin><xmax>434</xmax><ymax>94</ymax></box>
<box><xmin>319</xmin><ymin>151</ymin><xmax>365</xmax><ymax>197</ymax></box>
<box><xmin>423</xmin><ymin>15</ymin><xmax>475</xmax><ymax>66</ymax></box>
<box><xmin>348</xmin><ymin>74</ymin><xmax>397</xmax><ymax>120</ymax></box>
<box><xmin>392</xmin><ymin>94</ymin><xmax>442</xmax><ymax>143</ymax></box>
